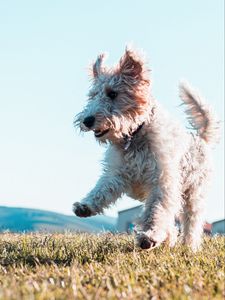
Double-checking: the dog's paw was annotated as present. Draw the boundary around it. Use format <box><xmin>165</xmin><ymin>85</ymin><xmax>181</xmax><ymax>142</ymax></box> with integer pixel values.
<box><xmin>166</xmin><ymin>226</ymin><xmax>178</xmax><ymax>248</ymax></box>
<box><xmin>73</xmin><ymin>202</ymin><xmax>95</xmax><ymax>218</ymax></box>
<box><xmin>183</xmin><ymin>237</ymin><xmax>202</xmax><ymax>252</ymax></box>
<box><xmin>136</xmin><ymin>232</ymin><xmax>158</xmax><ymax>250</ymax></box>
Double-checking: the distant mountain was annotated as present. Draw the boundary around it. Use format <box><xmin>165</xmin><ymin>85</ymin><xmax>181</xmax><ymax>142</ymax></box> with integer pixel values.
<box><xmin>0</xmin><ymin>206</ymin><xmax>116</xmax><ymax>233</ymax></box>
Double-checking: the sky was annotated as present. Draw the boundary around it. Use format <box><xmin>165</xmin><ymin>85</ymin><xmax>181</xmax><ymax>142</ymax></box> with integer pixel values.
<box><xmin>0</xmin><ymin>0</ymin><xmax>224</xmax><ymax>223</ymax></box>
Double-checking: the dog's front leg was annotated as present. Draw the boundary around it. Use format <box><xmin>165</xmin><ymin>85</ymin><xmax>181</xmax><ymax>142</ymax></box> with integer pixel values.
<box><xmin>136</xmin><ymin>169</ymin><xmax>181</xmax><ymax>249</ymax></box>
<box><xmin>73</xmin><ymin>174</ymin><xmax>125</xmax><ymax>217</ymax></box>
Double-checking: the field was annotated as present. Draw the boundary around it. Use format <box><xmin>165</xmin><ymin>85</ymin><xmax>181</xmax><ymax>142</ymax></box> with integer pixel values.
<box><xmin>0</xmin><ymin>233</ymin><xmax>224</xmax><ymax>299</ymax></box>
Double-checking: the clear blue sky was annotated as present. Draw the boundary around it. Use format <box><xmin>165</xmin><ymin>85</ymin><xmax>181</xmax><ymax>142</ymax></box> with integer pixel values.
<box><xmin>0</xmin><ymin>1</ymin><xmax>224</xmax><ymax>222</ymax></box>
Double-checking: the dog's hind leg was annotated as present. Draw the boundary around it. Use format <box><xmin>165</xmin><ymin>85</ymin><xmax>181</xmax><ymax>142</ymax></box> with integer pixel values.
<box><xmin>181</xmin><ymin>186</ymin><xmax>206</xmax><ymax>251</ymax></box>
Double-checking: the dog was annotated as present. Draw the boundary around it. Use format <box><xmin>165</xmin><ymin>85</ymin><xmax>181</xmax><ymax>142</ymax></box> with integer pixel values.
<box><xmin>73</xmin><ymin>47</ymin><xmax>219</xmax><ymax>251</ymax></box>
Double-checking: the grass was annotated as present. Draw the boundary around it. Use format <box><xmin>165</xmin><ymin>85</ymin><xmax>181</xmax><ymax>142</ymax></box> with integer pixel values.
<box><xmin>0</xmin><ymin>233</ymin><xmax>224</xmax><ymax>299</ymax></box>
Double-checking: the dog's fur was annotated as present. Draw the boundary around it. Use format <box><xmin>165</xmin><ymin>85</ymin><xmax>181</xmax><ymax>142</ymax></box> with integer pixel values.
<box><xmin>73</xmin><ymin>47</ymin><xmax>219</xmax><ymax>251</ymax></box>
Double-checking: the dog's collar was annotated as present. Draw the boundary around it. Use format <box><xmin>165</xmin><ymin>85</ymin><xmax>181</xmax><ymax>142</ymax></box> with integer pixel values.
<box><xmin>123</xmin><ymin>122</ymin><xmax>145</xmax><ymax>150</ymax></box>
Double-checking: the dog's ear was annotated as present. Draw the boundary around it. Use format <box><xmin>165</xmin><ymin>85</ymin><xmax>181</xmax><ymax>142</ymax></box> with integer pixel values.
<box><xmin>92</xmin><ymin>53</ymin><xmax>106</xmax><ymax>78</ymax></box>
<box><xmin>119</xmin><ymin>49</ymin><xmax>143</xmax><ymax>79</ymax></box>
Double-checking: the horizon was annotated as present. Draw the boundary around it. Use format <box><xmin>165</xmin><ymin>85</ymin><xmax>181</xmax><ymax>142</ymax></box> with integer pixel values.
<box><xmin>0</xmin><ymin>205</ymin><xmax>224</xmax><ymax>224</ymax></box>
<box><xmin>0</xmin><ymin>1</ymin><xmax>224</xmax><ymax>223</ymax></box>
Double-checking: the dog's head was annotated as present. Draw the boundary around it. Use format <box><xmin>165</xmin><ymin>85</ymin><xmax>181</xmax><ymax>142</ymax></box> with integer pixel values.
<box><xmin>75</xmin><ymin>47</ymin><xmax>151</xmax><ymax>144</ymax></box>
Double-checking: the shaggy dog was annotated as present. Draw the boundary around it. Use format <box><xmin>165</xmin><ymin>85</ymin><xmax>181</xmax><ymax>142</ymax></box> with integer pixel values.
<box><xmin>73</xmin><ymin>47</ymin><xmax>219</xmax><ymax>251</ymax></box>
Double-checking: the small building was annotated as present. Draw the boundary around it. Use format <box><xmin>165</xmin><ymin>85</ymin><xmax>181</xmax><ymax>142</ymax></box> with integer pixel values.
<box><xmin>117</xmin><ymin>205</ymin><xmax>143</xmax><ymax>232</ymax></box>
<box><xmin>212</xmin><ymin>219</ymin><xmax>225</xmax><ymax>235</ymax></box>
<box><xmin>117</xmin><ymin>205</ymin><xmax>212</xmax><ymax>235</ymax></box>
<box><xmin>204</xmin><ymin>222</ymin><xmax>212</xmax><ymax>235</ymax></box>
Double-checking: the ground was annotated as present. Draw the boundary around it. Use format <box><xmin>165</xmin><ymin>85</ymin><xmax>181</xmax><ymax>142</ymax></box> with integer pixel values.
<box><xmin>0</xmin><ymin>233</ymin><xmax>224</xmax><ymax>299</ymax></box>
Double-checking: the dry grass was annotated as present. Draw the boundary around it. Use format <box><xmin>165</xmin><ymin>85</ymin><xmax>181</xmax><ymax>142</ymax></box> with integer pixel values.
<box><xmin>0</xmin><ymin>232</ymin><xmax>224</xmax><ymax>299</ymax></box>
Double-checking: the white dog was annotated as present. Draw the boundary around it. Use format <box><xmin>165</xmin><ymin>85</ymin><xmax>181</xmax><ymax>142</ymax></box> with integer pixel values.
<box><xmin>73</xmin><ymin>48</ymin><xmax>219</xmax><ymax>251</ymax></box>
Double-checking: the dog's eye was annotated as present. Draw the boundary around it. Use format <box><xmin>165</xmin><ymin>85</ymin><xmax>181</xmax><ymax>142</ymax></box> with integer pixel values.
<box><xmin>107</xmin><ymin>90</ymin><xmax>118</xmax><ymax>100</ymax></box>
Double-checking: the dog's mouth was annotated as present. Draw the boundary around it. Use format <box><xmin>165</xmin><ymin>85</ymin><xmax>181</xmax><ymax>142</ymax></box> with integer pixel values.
<box><xmin>93</xmin><ymin>128</ymin><xmax>110</xmax><ymax>138</ymax></box>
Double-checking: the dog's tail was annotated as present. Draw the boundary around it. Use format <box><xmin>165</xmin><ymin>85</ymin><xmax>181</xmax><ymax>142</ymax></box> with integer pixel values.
<box><xmin>179</xmin><ymin>81</ymin><xmax>220</xmax><ymax>144</ymax></box>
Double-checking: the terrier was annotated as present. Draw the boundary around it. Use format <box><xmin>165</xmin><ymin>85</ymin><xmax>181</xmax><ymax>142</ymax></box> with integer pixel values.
<box><xmin>73</xmin><ymin>47</ymin><xmax>219</xmax><ymax>251</ymax></box>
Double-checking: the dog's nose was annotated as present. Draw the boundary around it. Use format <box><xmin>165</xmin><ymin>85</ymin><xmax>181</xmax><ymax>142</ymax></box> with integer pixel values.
<box><xmin>83</xmin><ymin>116</ymin><xmax>95</xmax><ymax>128</ymax></box>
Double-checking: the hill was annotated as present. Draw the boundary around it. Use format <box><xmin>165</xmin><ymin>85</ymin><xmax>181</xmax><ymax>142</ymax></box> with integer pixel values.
<box><xmin>0</xmin><ymin>206</ymin><xmax>116</xmax><ymax>233</ymax></box>
<box><xmin>0</xmin><ymin>233</ymin><xmax>224</xmax><ymax>299</ymax></box>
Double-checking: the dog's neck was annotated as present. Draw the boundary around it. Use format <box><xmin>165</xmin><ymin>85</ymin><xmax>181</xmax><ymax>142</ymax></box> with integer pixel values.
<box><xmin>123</xmin><ymin>122</ymin><xmax>145</xmax><ymax>151</ymax></box>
